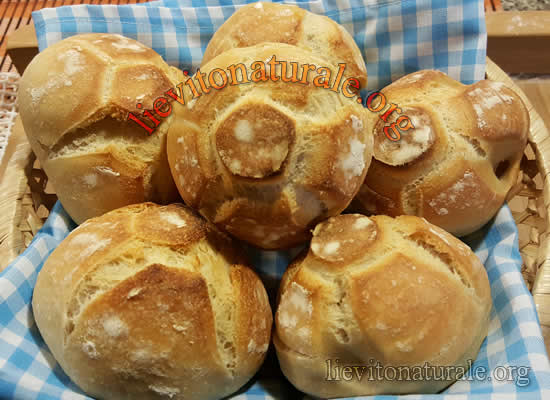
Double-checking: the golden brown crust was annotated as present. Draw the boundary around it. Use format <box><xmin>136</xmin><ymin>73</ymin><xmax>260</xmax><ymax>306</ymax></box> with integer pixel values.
<box><xmin>167</xmin><ymin>43</ymin><xmax>372</xmax><ymax>249</ymax></box>
<box><xmin>354</xmin><ymin>69</ymin><xmax>529</xmax><ymax>236</ymax></box>
<box><xmin>373</xmin><ymin>106</ymin><xmax>436</xmax><ymax>166</ymax></box>
<box><xmin>132</xmin><ymin>203</ymin><xmax>207</xmax><ymax>246</ymax></box>
<box><xmin>393</xmin><ymin>215</ymin><xmax>491</xmax><ymax>304</ymax></box>
<box><xmin>215</xmin><ymin>103</ymin><xmax>296</xmax><ymax>178</ymax></box>
<box><xmin>273</xmin><ymin>214</ymin><xmax>491</xmax><ymax>398</ymax></box>
<box><xmin>18</xmin><ymin>34</ymin><xmax>183</xmax><ymax>223</ymax></box>
<box><xmin>32</xmin><ymin>203</ymin><xmax>272</xmax><ymax>400</ymax></box>
<box><xmin>202</xmin><ymin>2</ymin><xmax>367</xmax><ymax>89</ymax></box>
<box><xmin>70</xmin><ymin>264</ymin><xmax>227</xmax><ymax>399</ymax></box>
<box><xmin>231</xmin><ymin>266</ymin><xmax>273</xmax><ymax>377</ymax></box>
<box><xmin>310</xmin><ymin>214</ymin><xmax>378</xmax><ymax>265</ymax></box>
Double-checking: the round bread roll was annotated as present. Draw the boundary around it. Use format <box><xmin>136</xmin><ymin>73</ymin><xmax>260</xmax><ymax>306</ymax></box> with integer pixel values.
<box><xmin>167</xmin><ymin>43</ymin><xmax>372</xmax><ymax>249</ymax></box>
<box><xmin>202</xmin><ymin>2</ymin><xmax>367</xmax><ymax>89</ymax></box>
<box><xmin>32</xmin><ymin>203</ymin><xmax>273</xmax><ymax>400</ymax></box>
<box><xmin>352</xmin><ymin>70</ymin><xmax>529</xmax><ymax>236</ymax></box>
<box><xmin>18</xmin><ymin>34</ymin><xmax>183</xmax><ymax>224</ymax></box>
<box><xmin>274</xmin><ymin>213</ymin><xmax>491</xmax><ymax>398</ymax></box>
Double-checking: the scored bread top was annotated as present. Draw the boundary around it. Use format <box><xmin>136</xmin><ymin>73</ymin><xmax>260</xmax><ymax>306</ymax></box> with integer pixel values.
<box><xmin>356</xmin><ymin>69</ymin><xmax>529</xmax><ymax>236</ymax></box>
<box><xmin>19</xmin><ymin>33</ymin><xmax>182</xmax><ymax>148</ymax></box>
<box><xmin>32</xmin><ymin>203</ymin><xmax>272</xmax><ymax>399</ymax></box>
<box><xmin>167</xmin><ymin>43</ymin><xmax>372</xmax><ymax>249</ymax></box>
<box><xmin>274</xmin><ymin>213</ymin><xmax>491</xmax><ymax>397</ymax></box>
<box><xmin>18</xmin><ymin>34</ymin><xmax>183</xmax><ymax>223</ymax></box>
<box><xmin>202</xmin><ymin>2</ymin><xmax>367</xmax><ymax>89</ymax></box>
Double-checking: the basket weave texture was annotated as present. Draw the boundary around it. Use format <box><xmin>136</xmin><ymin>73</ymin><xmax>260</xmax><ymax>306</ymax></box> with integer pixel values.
<box><xmin>0</xmin><ymin>73</ymin><xmax>18</xmax><ymax>165</ymax></box>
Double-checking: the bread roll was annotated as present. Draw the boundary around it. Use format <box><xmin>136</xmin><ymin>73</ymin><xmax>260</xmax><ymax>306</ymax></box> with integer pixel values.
<box><xmin>18</xmin><ymin>34</ymin><xmax>183</xmax><ymax>224</ymax></box>
<box><xmin>202</xmin><ymin>2</ymin><xmax>367</xmax><ymax>89</ymax></box>
<box><xmin>274</xmin><ymin>213</ymin><xmax>491</xmax><ymax>398</ymax></box>
<box><xmin>167</xmin><ymin>43</ymin><xmax>373</xmax><ymax>249</ymax></box>
<box><xmin>32</xmin><ymin>203</ymin><xmax>272</xmax><ymax>400</ymax></box>
<box><xmin>352</xmin><ymin>70</ymin><xmax>529</xmax><ymax>236</ymax></box>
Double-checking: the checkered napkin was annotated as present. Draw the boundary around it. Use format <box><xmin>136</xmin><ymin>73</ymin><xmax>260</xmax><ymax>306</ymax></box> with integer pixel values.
<box><xmin>31</xmin><ymin>0</ymin><xmax>488</xmax><ymax>90</ymax></box>
<box><xmin>2</xmin><ymin>0</ymin><xmax>550</xmax><ymax>399</ymax></box>
<box><xmin>2</xmin><ymin>204</ymin><xmax>550</xmax><ymax>400</ymax></box>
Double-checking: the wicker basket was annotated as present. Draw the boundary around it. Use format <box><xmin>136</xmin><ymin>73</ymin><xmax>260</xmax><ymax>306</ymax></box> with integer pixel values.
<box><xmin>1</xmin><ymin>57</ymin><xmax>549</xmax><ymax>354</ymax></box>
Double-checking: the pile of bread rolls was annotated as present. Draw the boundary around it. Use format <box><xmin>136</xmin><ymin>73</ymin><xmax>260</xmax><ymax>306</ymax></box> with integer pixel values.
<box><xmin>19</xmin><ymin>2</ymin><xmax>529</xmax><ymax>399</ymax></box>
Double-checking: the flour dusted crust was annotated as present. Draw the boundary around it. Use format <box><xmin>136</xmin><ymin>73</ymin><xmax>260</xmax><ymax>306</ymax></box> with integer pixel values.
<box><xmin>18</xmin><ymin>34</ymin><xmax>183</xmax><ymax>223</ymax></box>
<box><xmin>274</xmin><ymin>214</ymin><xmax>491</xmax><ymax>398</ymax></box>
<box><xmin>354</xmin><ymin>70</ymin><xmax>529</xmax><ymax>236</ymax></box>
<box><xmin>167</xmin><ymin>43</ymin><xmax>373</xmax><ymax>249</ymax></box>
<box><xmin>32</xmin><ymin>203</ymin><xmax>273</xmax><ymax>400</ymax></box>
<box><xmin>202</xmin><ymin>2</ymin><xmax>367</xmax><ymax>89</ymax></box>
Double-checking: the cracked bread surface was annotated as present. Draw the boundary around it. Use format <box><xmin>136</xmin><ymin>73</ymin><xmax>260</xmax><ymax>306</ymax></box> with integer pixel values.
<box><xmin>274</xmin><ymin>213</ymin><xmax>491</xmax><ymax>398</ymax></box>
<box><xmin>32</xmin><ymin>203</ymin><xmax>272</xmax><ymax>400</ymax></box>
<box><xmin>353</xmin><ymin>69</ymin><xmax>529</xmax><ymax>236</ymax></box>
<box><xmin>167</xmin><ymin>43</ymin><xmax>373</xmax><ymax>249</ymax></box>
<box><xmin>18</xmin><ymin>34</ymin><xmax>183</xmax><ymax>223</ymax></box>
<box><xmin>201</xmin><ymin>2</ymin><xmax>367</xmax><ymax>90</ymax></box>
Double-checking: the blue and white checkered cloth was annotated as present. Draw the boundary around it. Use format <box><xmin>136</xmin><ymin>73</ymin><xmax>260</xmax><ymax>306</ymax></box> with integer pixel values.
<box><xmin>2</xmin><ymin>0</ymin><xmax>549</xmax><ymax>399</ymax></box>
<box><xmin>2</xmin><ymin>204</ymin><xmax>550</xmax><ymax>399</ymax></box>
<box><xmin>31</xmin><ymin>0</ymin><xmax>487</xmax><ymax>90</ymax></box>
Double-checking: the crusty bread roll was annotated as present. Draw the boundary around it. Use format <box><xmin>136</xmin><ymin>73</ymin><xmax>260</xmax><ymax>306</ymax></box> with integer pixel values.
<box><xmin>18</xmin><ymin>34</ymin><xmax>183</xmax><ymax>224</ymax></box>
<box><xmin>32</xmin><ymin>203</ymin><xmax>272</xmax><ymax>400</ymax></box>
<box><xmin>167</xmin><ymin>43</ymin><xmax>373</xmax><ymax>249</ymax></box>
<box><xmin>202</xmin><ymin>2</ymin><xmax>367</xmax><ymax>89</ymax></box>
<box><xmin>274</xmin><ymin>213</ymin><xmax>491</xmax><ymax>398</ymax></box>
<box><xmin>352</xmin><ymin>70</ymin><xmax>529</xmax><ymax>236</ymax></box>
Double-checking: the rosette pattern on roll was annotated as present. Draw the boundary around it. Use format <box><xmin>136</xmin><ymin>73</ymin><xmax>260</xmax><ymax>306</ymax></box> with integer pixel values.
<box><xmin>274</xmin><ymin>214</ymin><xmax>492</xmax><ymax>398</ymax></box>
<box><xmin>18</xmin><ymin>34</ymin><xmax>182</xmax><ymax>223</ymax></box>
<box><xmin>202</xmin><ymin>1</ymin><xmax>367</xmax><ymax>90</ymax></box>
<box><xmin>167</xmin><ymin>44</ymin><xmax>372</xmax><ymax>249</ymax></box>
<box><xmin>32</xmin><ymin>203</ymin><xmax>272</xmax><ymax>400</ymax></box>
<box><xmin>352</xmin><ymin>70</ymin><xmax>529</xmax><ymax>236</ymax></box>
